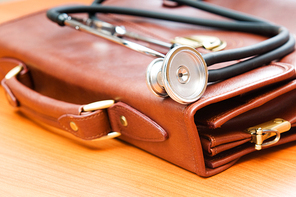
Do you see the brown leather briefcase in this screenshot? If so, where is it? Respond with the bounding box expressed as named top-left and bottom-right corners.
top-left (0, 0), bottom-right (296, 177)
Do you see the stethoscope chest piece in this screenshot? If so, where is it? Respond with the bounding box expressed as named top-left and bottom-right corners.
top-left (146, 46), bottom-right (208, 104)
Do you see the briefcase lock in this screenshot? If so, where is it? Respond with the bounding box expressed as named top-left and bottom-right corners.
top-left (246, 118), bottom-right (291, 150)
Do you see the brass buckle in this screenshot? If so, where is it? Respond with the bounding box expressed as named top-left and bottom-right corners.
top-left (246, 118), bottom-right (291, 150)
top-left (81, 100), bottom-right (121, 140)
top-left (93, 131), bottom-right (121, 141)
top-left (82, 100), bottom-right (115, 112)
top-left (5, 65), bottom-right (23, 79)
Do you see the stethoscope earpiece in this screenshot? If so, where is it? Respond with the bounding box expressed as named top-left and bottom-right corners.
top-left (146, 46), bottom-right (208, 104)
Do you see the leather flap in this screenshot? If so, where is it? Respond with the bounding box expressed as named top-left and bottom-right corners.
top-left (108, 102), bottom-right (168, 142)
top-left (193, 62), bottom-right (295, 129)
top-left (198, 83), bottom-right (296, 157)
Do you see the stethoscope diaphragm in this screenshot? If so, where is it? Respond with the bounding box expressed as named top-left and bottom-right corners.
top-left (146, 46), bottom-right (208, 104)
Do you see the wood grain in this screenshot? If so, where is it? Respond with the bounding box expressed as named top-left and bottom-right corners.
top-left (0, 0), bottom-right (296, 196)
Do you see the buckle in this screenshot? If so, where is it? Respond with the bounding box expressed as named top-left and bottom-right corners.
top-left (81, 100), bottom-right (121, 140)
top-left (246, 118), bottom-right (291, 150)
top-left (93, 131), bottom-right (121, 141)
top-left (82, 100), bottom-right (115, 112)
top-left (5, 65), bottom-right (23, 79)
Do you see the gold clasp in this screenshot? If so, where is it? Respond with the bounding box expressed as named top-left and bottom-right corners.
top-left (171, 35), bottom-right (227, 51)
top-left (246, 118), bottom-right (291, 150)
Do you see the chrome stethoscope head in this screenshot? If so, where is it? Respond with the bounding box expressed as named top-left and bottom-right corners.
top-left (146, 45), bottom-right (208, 104)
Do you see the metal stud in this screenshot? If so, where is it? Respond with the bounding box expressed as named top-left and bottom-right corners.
top-left (70, 121), bottom-right (79, 131)
top-left (120, 116), bottom-right (128, 127)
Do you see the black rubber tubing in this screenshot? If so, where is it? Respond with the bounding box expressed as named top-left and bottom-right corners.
top-left (47, 5), bottom-right (279, 35)
top-left (202, 28), bottom-right (291, 66)
top-left (208, 35), bottom-right (295, 81)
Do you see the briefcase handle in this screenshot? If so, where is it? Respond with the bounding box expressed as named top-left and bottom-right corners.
top-left (0, 58), bottom-right (168, 142)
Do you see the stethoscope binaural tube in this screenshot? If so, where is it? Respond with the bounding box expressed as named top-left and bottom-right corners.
top-left (46, 1), bottom-right (295, 104)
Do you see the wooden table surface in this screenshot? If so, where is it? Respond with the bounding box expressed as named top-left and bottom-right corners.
top-left (1, 0), bottom-right (296, 196)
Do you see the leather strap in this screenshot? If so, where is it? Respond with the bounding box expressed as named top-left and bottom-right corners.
top-left (2, 71), bottom-right (111, 140)
top-left (0, 58), bottom-right (168, 142)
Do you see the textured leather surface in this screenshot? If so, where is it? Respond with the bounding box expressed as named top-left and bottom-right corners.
top-left (0, 0), bottom-right (296, 177)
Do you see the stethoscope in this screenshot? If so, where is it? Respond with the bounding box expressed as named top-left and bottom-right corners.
top-left (47, 0), bottom-right (295, 104)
